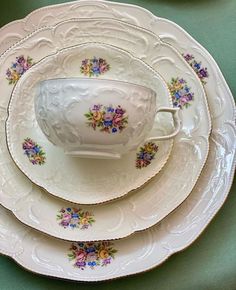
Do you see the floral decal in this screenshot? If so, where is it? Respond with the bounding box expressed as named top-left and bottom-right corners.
top-left (6, 56), bottom-right (34, 84)
top-left (68, 241), bottom-right (117, 270)
top-left (22, 138), bottom-right (46, 165)
top-left (183, 53), bottom-right (209, 84)
top-left (136, 142), bottom-right (159, 169)
top-left (168, 77), bottom-right (194, 109)
top-left (80, 57), bottom-right (110, 77)
top-left (57, 207), bottom-right (95, 229)
top-left (85, 104), bottom-right (128, 133)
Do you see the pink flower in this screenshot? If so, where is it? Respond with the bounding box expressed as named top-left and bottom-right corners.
top-left (76, 250), bottom-right (87, 262)
top-left (87, 252), bottom-right (97, 262)
top-left (63, 213), bottom-right (71, 220)
top-left (104, 113), bottom-right (113, 121)
top-left (113, 114), bottom-right (123, 126)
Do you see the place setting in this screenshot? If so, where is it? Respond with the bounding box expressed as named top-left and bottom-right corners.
top-left (0, 0), bottom-right (235, 282)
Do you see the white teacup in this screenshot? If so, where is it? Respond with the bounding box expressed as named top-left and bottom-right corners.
top-left (35, 78), bottom-right (180, 159)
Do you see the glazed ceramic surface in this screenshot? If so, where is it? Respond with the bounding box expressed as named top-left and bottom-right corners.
top-left (0, 0), bottom-right (234, 281)
top-left (0, 17), bottom-right (211, 240)
top-left (6, 42), bottom-right (176, 204)
top-left (35, 78), bottom-right (180, 159)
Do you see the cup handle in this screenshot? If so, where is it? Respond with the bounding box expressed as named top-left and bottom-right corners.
top-left (145, 107), bottom-right (181, 142)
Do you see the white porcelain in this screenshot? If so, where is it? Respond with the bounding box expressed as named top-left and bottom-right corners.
top-left (0, 0), bottom-right (235, 281)
top-left (6, 42), bottom-right (176, 205)
top-left (35, 77), bottom-right (180, 159)
top-left (1, 17), bottom-right (211, 239)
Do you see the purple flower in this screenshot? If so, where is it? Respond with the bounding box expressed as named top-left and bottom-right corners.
top-left (115, 106), bottom-right (125, 114)
top-left (183, 54), bottom-right (193, 61)
top-left (61, 220), bottom-right (69, 227)
top-left (75, 261), bottom-right (86, 268)
top-left (179, 78), bottom-right (185, 84)
top-left (199, 68), bottom-right (208, 78)
top-left (102, 258), bottom-right (111, 265)
top-left (92, 104), bottom-right (101, 111)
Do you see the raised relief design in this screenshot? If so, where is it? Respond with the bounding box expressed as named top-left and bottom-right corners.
top-left (80, 57), bottom-right (110, 77)
top-left (68, 241), bottom-right (117, 270)
top-left (136, 142), bottom-right (159, 169)
top-left (84, 104), bottom-right (128, 133)
top-left (168, 77), bottom-right (194, 109)
top-left (57, 207), bottom-right (95, 229)
top-left (6, 56), bottom-right (33, 84)
top-left (183, 54), bottom-right (209, 84)
top-left (22, 138), bottom-right (46, 165)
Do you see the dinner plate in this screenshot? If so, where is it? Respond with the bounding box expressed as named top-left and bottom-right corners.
top-left (0, 0), bottom-right (234, 281)
top-left (0, 17), bottom-right (210, 241)
top-left (6, 41), bottom-right (173, 205)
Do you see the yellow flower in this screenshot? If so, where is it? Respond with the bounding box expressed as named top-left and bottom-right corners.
top-left (98, 249), bottom-right (109, 259)
top-left (93, 111), bottom-right (103, 121)
top-left (173, 82), bottom-right (182, 90)
top-left (84, 64), bottom-right (90, 75)
top-left (12, 72), bottom-right (20, 82)
top-left (144, 143), bottom-right (154, 153)
top-left (81, 217), bottom-right (89, 225)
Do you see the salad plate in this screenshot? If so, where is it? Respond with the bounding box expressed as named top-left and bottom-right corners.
top-left (6, 41), bottom-right (174, 205)
top-left (0, 17), bottom-right (211, 241)
top-left (0, 0), bottom-right (234, 282)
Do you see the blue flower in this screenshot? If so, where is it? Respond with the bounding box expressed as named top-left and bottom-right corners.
top-left (86, 247), bottom-right (95, 253)
top-left (143, 153), bottom-right (152, 161)
top-left (104, 120), bottom-right (112, 127)
top-left (72, 213), bottom-right (79, 218)
top-left (78, 243), bottom-right (84, 247)
top-left (34, 146), bottom-right (40, 153)
top-left (194, 62), bottom-right (201, 69)
top-left (88, 261), bottom-right (96, 267)
top-left (66, 208), bottom-right (72, 212)
top-left (107, 107), bottom-right (114, 113)
top-left (175, 92), bottom-right (181, 99)
top-left (184, 86), bottom-right (190, 93)
top-left (112, 128), bottom-right (117, 133)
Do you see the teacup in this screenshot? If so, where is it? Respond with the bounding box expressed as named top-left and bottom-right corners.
top-left (35, 78), bottom-right (180, 159)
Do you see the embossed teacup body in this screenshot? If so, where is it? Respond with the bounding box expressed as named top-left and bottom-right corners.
top-left (35, 78), bottom-right (180, 159)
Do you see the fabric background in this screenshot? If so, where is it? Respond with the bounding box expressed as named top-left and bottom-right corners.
top-left (0, 0), bottom-right (235, 289)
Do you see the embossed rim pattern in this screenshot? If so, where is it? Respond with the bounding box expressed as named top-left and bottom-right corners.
top-left (0, 0), bottom-right (234, 282)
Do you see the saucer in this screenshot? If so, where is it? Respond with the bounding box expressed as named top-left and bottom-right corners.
top-left (6, 42), bottom-right (174, 205)
top-left (1, 17), bottom-right (210, 241)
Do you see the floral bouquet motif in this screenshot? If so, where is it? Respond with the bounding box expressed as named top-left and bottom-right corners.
top-left (57, 207), bottom-right (95, 230)
top-left (6, 55), bottom-right (33, 84)
top-left (183, 53), bottom-right (209, 84)
top-left (168, 77), bottom-right (194, 109)
top-left (136, 142), bottom-right (159, 169)
top-left (80, 57), bottom-right (110, 77)
top-left (22, 138), bottom-right (46, 165)
top-left (85, 104), bottom-right (128, 133)
top-left (68, 241), bottom-right (117, 270)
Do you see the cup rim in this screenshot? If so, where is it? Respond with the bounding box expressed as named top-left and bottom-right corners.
top-left (39, 77), bottom-right (156, 93)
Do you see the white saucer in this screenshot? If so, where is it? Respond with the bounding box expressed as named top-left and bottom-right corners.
top-left (6, 42), bottom-right (173, 205)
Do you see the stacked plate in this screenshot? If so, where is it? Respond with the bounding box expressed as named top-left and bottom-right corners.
top-left (0, 0), bottom-right (235, 282)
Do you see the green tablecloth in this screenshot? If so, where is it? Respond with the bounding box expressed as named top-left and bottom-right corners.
top-left (0, 1), bottom-right (235, 289)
